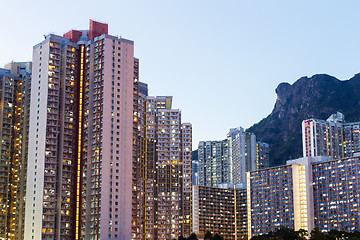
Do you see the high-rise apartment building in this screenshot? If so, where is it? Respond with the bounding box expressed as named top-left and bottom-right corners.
top-left (198, 140), bottom-right (230, 187)
top-left (192, 150), bottom-right (199, 185)
top-left (302, 112), bottom-right (344, 159)
top-left (132, 64), bottom-right (145, 240)
top-left (24, 20), bottom-right (136, 240)
top-left (228, 127), bottom-right (257, 183)
top-left (342, 122), bottom-right (360, 157)
top-left (247, 155), bottom-right (360, 238)
top-left (192, 184), bottom-right (247, 240)
top-left (312, 156), bottom-right (360, 232)
top-left (0, 67), bottom-right (18, 240)
top-left (133, 95), bottom-right (192, 240)
top-left (256, 142), bottom-right (270, 169)
top-left (0, 62), bottom-right (31, 240)
top-left (247, 164), bottom-right (299, 237)
top-left (247, 157), bottom-right (319, 237)
top-left (192, 160), bottom-right (198, 185)
top-left (302, 112), bottom-right (360, 160)
top-left (197, 127), bottom-right (269, 187)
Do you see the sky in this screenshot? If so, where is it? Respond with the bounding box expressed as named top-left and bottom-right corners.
top-left (1, 0), bottom-right (360, 149)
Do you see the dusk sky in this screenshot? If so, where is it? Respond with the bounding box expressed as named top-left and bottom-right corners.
top-left (2, 0), bottom-right (360, 149)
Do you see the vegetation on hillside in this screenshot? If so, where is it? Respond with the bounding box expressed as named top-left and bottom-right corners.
top-left (248, 74), bottom-right (360, 166)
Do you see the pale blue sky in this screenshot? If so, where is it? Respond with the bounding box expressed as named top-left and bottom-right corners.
top-left (1, 0), bottom-right (360, 149)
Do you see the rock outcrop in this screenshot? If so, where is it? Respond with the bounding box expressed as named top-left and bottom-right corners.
top-left (247, 73), bottom-right (360, 166)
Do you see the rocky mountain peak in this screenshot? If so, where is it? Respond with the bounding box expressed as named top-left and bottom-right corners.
top-left (248, 73), bottom-right (360, 166)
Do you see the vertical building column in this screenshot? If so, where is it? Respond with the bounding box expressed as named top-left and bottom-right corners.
top-left (192, 185), bottom-right (199, 234)
top-left (246, 172), bottom-right (252, 239)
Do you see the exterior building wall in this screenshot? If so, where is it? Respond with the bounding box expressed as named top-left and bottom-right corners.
top-left (247, 165), bottom-right (296, 237)
top-left (248, 156), bottom-right (360, 237)
top-left (2, 62), bottom-right (32, 240)
top-left (197, 128), bottom-right (269, 188)
top-left (198, 140), bottom-right (230, 187)
top-left (228, 127), bottom-right (257, 183)
top-left (79, 34), bottom-right (135, 240)
top-left (132, 61), bottom-right (145, 239)
top-left (343, 122), bottom-right (360, 157)
top-left (192, 160), bottom-right (198, 185)
top-left (302, 112), bottom-right (360, 160)
top-left (291, 164), bottom-right (309, 232)
top-left (181, 122), bottom-right (192, 236)
top-left (312, 156), bottom-right (360, 232)
top-left (256, 142), bottom-right (269, 169)
top-left (24, 20), bottom-right (136, 240)
top-left (0, 69), bottom-right (16, 240)
top-left (0, 66), bottom-right (31, 240)
top-left (25, 35), bottom-right (79, 240)
top-left (138, 96), bottom-right (192, 240)
top-left (142, 96), bottom-right (158, 239)
top-left (132, 90), bottom-right (147, 240)
top-left (286, 157), bottom-right (318, 233)
top-left (192, 185), bottom-right (247, 240)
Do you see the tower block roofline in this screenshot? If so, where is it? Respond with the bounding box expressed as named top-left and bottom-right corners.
top-left (63, 19), bottom-right (108, 43)
top-left (25, 19), bottom-right (137, 240)
top-left (33, 20), bottom-right (133, 49)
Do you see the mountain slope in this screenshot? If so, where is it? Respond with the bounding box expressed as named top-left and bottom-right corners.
top-left (247, 73), bottom-right (360, 166)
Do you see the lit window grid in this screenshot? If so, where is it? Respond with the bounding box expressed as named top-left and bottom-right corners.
top-left (312, 157), bottom-right (360, 232)
top-left (249, 165), bottom-right (295, 236)
top-left (194, 185), bottom-right (247, 240)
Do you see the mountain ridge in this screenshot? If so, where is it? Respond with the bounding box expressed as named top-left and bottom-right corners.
top-left (247, 73), bottom-right (360, 166)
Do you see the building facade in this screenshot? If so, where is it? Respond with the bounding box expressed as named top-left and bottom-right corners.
top-left (0, 62), bottom-right (31, 240)
top-left (228, 127), bottom-right (257, 183)
top-left (1, 20), bottom-right (193, 240)
top-left (247, 164), bottom-right (301, 237)
top-left (24, 20), bottom-right (136, 240)
top-left (192, 184), bottom-right (247, 240)
top-left (302, 113), bottom-right (344, 159)
top-left (192, 160), bottom-right (198, 185)
top-left (247, 155), bottom-right (360, 238)
top-left (132, 64), bottom-right (146, 240)
top-left (312, 156), bottom-right (360, 232)
top-left (302, 112), bottom-right (360, 160)
top-left (198, 140), bottom-right (230, 187)
top-left (256, 142), bottom-right (270, 169)
top-left (197, 127), bottom-right (269, 187)
top-left (343, 122), bottom-right (360, 157)
top-left (132, 95), bottom-right (192, 240)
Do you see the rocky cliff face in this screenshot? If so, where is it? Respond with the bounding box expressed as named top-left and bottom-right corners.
top-left (247, 73), bottom-right (360, 166)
